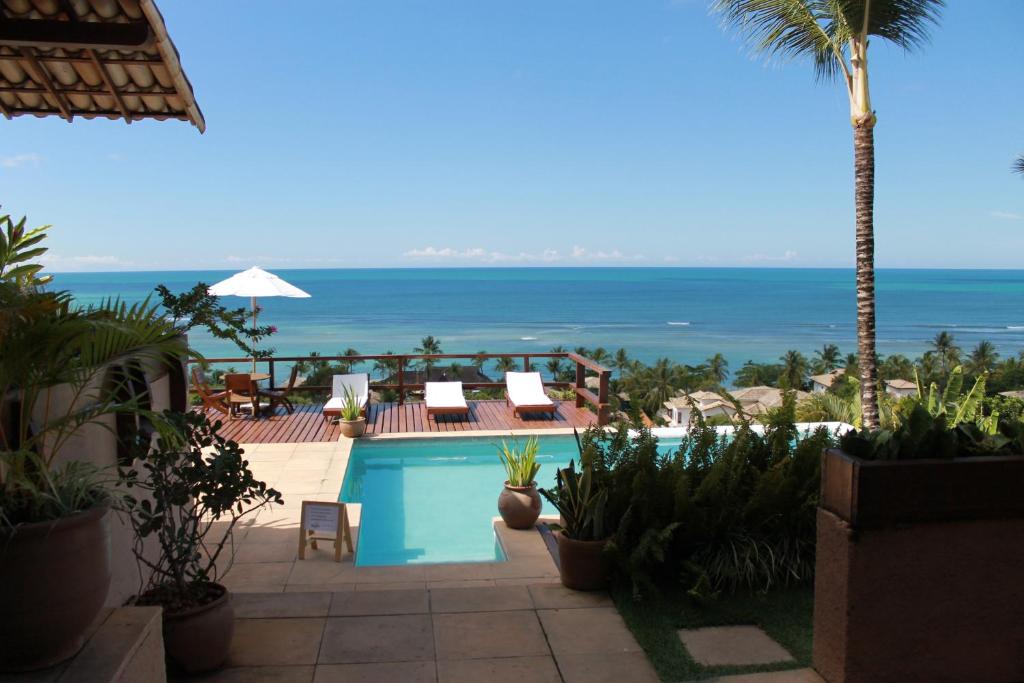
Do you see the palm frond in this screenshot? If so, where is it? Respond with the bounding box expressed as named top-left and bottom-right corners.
top-left (1014, 155), bottom-right (1024, 176)
top-left (837, 0), bottom-right (944, 51)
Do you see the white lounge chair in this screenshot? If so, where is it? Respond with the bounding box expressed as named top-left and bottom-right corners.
top-left (323, 373), bottom-right (369, 422)
top-left (425, 381), bottom-right (470, 419)
top-left (505, 371), bottom-right (556, 419)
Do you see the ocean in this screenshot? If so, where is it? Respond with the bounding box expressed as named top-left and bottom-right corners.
top-left (55, 267), bottom-right (1024, 374)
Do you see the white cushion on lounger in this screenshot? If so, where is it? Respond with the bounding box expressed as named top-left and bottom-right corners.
top-left (426, 381), bottom-right (468, 409)
top-left (505, 372), bottom-right (554, 407)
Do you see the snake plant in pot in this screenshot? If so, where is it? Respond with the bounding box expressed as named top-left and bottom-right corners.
top-left (540, 458), bottom-right (609, 591)
top-left (121, 410), bottom-right (282, 674)
top-left (496, 436), bottom-right (542, 529)
top-left (0, 216), bottom-right (188, 671)
top-left (338, 385), bottom-right (366, 438)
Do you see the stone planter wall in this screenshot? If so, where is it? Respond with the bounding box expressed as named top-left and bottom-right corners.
top-left (813, 449), bottom-right (1024, 683)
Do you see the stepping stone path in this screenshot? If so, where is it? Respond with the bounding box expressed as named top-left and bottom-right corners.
top-left (677, 625), bottom-right (795, 667)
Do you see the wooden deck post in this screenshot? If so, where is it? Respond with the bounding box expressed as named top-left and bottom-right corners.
top-left (268, 359), bottom-right (276, 390)
top-left (397, 356), bottom-right (405, 405)
top-left (575, 360), bottom-right (585, 408)
top-left (523, 355), bottom-right (530, 372)
top-left (597, 369), bottom-right (611, 425)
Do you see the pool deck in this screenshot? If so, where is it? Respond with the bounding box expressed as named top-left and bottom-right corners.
top-left (202, 437), bottom-right (660, 682)
top-left (208, 399), bottom-right (598, 444)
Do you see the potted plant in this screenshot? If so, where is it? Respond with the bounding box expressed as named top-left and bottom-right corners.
top-left (0, 216), bottom-right (187, 671)
top-left (496, 436), bottom-right (542, 529)
top-left (814, 405), bottom-right (1024, 683)
top-left (121, 410), bottom-right (282, 674)
top-left (338, 385), bottom-right (366, 438)
top-left (540, 459), bottom-right (609, 591)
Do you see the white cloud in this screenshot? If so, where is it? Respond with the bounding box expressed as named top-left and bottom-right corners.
top-left (40, 253), bottom-right (130, 271)
top-left (990, 210), bottom-right (1022, 221)
top-left (570, 245), bottom-right (645, 262)
top-left (1, 153), bottom-right (42, 168)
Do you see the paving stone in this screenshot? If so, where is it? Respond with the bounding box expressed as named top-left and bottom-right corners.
top-left (318, 615), bottom-right (435, 664)
top-left (433, 611), bottom-right (550, 660)
top-left (233, 592), bottom-right (331, 619)
top-left (430, 585), bottom-right (533, 613)
top-left (437, 655), bottom-right (561, 683)
top-left (527, 584), bottom-right (613, 609)
top-left (330, 589), bottom-right (430, 616)
top-left (228, 618), bottom-right (325, 666)
top-left (678, 626), bottom-right (795, 667)
top-left (538, 607), bottom-right (641, 656)
top-left (708, 668), bottom-right (825, 682)
top-left (181, 665), bottom-right (315, 682)
top-left (556, 652), bottom-right (660, 683)
top-left (314, 661), bottom-right (437, 682)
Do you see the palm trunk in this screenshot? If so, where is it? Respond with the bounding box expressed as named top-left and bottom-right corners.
top-left (854, 123), bottom-right (880, 429)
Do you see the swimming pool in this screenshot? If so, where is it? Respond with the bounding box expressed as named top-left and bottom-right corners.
top-left (340, 434), bottom-right (684, 567)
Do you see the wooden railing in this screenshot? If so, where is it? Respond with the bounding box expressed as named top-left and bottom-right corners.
top-left (189, 352), bottom-right (612, 424)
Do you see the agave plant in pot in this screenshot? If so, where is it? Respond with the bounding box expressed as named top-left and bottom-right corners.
top-left (121, 410), bottom-right (282, 674)
top-left (540, 459), bottom-right (609, 591)
top-left (338, 385), bottom-right (366, 438)
top-left (497, 436), bottom-right (542, 529)
top-left (0, 216), bottom-right (188, 671)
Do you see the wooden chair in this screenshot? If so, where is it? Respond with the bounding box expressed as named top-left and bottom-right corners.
top-left (224, 373), bottom-right (260, 419)
top-left (260, 366), bottom-right (298, 414)
top-left (192, 367), bottom-right (229, 416)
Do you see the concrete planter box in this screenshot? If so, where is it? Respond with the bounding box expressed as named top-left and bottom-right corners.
top-left (813, 448), bottom-right (1024, 683)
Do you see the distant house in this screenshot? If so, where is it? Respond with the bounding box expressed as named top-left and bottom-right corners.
top-left (382, 366), bottom-right (493, 387)
top-left (661, 391), bottom-right (736, 426)
top-left (885, 379), bottom-right (917, 398)
top-left (810, 369), bottom-right (845, 394)
top-left (731, 386), bottom-right (810, 417)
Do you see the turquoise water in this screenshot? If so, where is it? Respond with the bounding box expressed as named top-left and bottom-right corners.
top-left (56, 268), bottom-right (1024, 381)
top-left (340, 435), bottom-right (683, 566)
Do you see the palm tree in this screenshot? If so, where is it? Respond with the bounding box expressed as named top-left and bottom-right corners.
top-left (843, 353), bottom-right (860, 381)
top-left (613, 348), bottom-right (631, 377)
top-left (336, 347), bottom-right (360, 373)
top-left (445, 361), bottom-right (463, 380)
top-left (373, 351), bottom-right (399, 379)
top-left (878, 353), bottom-right (914, 381)
top-left (714, 0), bottom-right (944, 429)
top-left (735, 360), bottom-right (767, 387)
top-left (545, 356), bottom-right (564, 380)
top-left (471, 351), bottom-right (487, 370)
top-left (779, 350), bottom-right (808, 390)
top-left (705, 353), bottom-right (729, 385)
top-left (968, 340), bottom-right (999, 375)
top-left (589, 347), bottom-right (611, 367)
top-left (813, 344), bottom-right (841, 374)
top-left (414, 335), bottom-right (442, 373)
top-left (623, 358), bottom-right (684, 417)
top-left (930, 331), bottom-right (961, 374)
top-left (1014, 155), bottom-right (1024, 175)
top-left (494, 356), bottom-right (519, 375)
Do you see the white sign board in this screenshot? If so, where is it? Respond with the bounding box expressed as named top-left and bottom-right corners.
top-left (304, 503), bottom-right (339, 534)
top-left (298, 500), bottom-right (353, 562)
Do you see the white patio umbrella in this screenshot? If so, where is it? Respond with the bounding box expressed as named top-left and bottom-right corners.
top-left (208, 266), bottom-right (311, 371)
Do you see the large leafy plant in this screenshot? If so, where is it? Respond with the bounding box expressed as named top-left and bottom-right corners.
top-left (121, 411), bottom-right (282, 611)
top-left (1, 215), bottom-right (187, 531)
top-left (497, 436), bottom-right (540, 487)
top-left (539, 458), bottom-right (607, 542)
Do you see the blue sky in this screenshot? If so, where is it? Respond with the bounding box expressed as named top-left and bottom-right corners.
top-left (3, 0), bottom-right (1023, 271)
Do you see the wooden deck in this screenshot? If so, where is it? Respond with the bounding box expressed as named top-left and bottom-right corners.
top-left (208, 400), bottom-right (597, 444)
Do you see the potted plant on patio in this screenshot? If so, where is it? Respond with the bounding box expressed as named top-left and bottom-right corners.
top-left (814, 405), bottom-right (1024, 683)
top-left (496, 436), bottom-right (542, 529)
top-left (121, 410), bottom-right (282, 674)
top-left (338, 385), bottom-right (366, 438)
top-left (540, 459), bottom-right (609, 591)
top-left (0, 216), bottom-right (187, 671)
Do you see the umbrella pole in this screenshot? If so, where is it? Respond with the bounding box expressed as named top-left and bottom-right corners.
top-left (251, 296), bottom-right (257, 373)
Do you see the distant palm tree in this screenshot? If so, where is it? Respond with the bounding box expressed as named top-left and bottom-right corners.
top-left (879, 354), bottom-right (914, 381)
top-left (1014, 155), bottom-right (1024, 175)
top-left (779, 350), bottom-right (809, 390)
top-left (930, 331), bottom-right (961, 373)
top-left (843, 353), bottom-right (860, 381)
top-left (374, 351), bottom-right (399, 378)
top-left (336, 347), bottom-right (360, 373)
top-left (545, 356), bottom-right (563, 380)
top-left (589, 347), bottom-right (611, 366)
top-left (495, 356), bottom-right (519, 375)
top-left (573, 346), bottom-right (590, 359)
top-left (715, 0), bottom-right (944, 429)
top-left (471, 351), bottom-right (487, 370)
top-left (734, 360), bottom-right (767, 387)
top-left (968, 340), bottom-right (999, 375)
top-left (706, 353), bottom-right (729, 385)
top-left (414, 335), bottom-right (442, 372)
top-left (813, 344), bottom-right (842, 374)
top-left (613, 348), bottom-right (631, 377)
top-left (445, 361), bottom-right (463, 380)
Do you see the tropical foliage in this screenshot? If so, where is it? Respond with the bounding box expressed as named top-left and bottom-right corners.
top-left (497, 436), bottom-right (541, 487)
top-left (155, 282), bottom-right (276, 361)
top-left (539, 457), bottom-right (607, 542)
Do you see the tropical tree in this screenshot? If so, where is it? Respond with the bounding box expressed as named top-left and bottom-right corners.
top-left (705, 353), bottom-right (729, 385)
top-left (336, 347), bottom-right (361, 374)
top-left (930, 331), bottom-right (961, 374)
top-left (471, 351), bottom-right (488, 370)
top-left (714, 0), bottom-right (944, 429)
top-left (843, 353), bottom-right (860, 380)
top-left (613, 348), bottom-right (631, 377)
top-left (373, 350), bottom-right (399, 379)
top-left (495, 356), bottom-right (519, 374)
top-left (734, 360), bottom-right (780, 387)
top-left (414, 335), bottom-right (442, 373)
top-left (779, 350), bottom-right (809, 390)
top-left (622, 358), bottom-right (685, 417)
top-left (878, 353), bottom-right (914, 381)
top-left (812, 344), bottom-right (841, 374)
top-left (589, 347), bottom-right (611, 366)
top-left (967, 340), bottom-right (999, 376)
top-left (1014, 155), bottom-right (1024, 175)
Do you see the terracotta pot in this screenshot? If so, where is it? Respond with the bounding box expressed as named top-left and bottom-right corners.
top-left (339, 417), bottom-right (366, 438)
top-left (497, 482), bottom-right (542, 529)
top-left (0, 499), bottom-right (112, 672)
top-left (814, 449), bottom-right (1024, 683)
top-left (556, 531), bottom-right (609, 591)
top-left (163, 583), bottom-right (234, 674)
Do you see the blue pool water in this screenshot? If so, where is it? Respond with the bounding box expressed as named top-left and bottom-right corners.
top-left (340, 435), bottom-right (682, 566)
